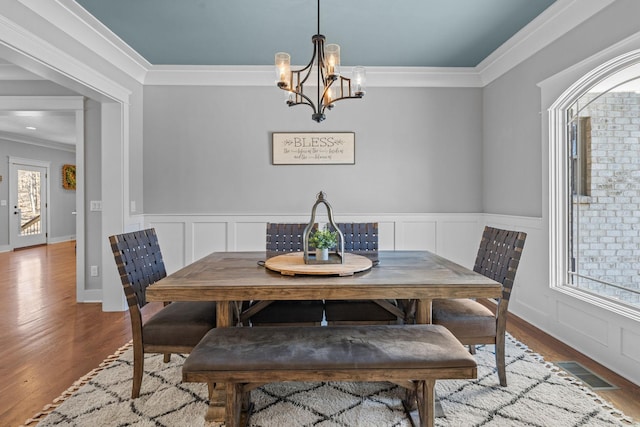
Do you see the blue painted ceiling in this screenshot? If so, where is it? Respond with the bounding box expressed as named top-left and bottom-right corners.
top-left (74, 0), bottom-right (556, 67)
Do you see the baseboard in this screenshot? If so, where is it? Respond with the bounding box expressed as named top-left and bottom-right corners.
top-left (0, 245), bottom-right (10, 253)
top-left (49, 235), bottom-right (76, 244)
top-left (78, 288), bottom-right (102, 303)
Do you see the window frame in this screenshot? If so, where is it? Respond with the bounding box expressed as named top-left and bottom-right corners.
top-left (548, 49), bottom-right (640, 319)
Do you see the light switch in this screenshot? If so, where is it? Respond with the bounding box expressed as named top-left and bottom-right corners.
top-left (90, 201), bottom-right (102, 211)
top-left (0, 200), bottom-right (6, 206)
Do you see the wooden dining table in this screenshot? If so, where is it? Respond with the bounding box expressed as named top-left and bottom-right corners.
top-left (146, 250), bottom-right (502, 422)
top-left (146, 250), bottom-right (502, 327)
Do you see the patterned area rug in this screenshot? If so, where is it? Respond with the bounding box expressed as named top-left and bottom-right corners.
top-left (24, 334), bottom-right (637, 427)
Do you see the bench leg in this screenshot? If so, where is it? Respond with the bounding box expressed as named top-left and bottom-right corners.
top-left (416, 379), bottom-right (435, 427)
top-left (225, 383), bottom-right (243, 427)
top-left (204, 383), bottom-right (226, 423)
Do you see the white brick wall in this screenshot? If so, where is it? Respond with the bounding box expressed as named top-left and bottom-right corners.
top-left (574, 91), bottom-right (640, 305)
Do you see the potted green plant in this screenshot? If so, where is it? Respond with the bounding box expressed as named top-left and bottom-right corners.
top-left (309, 226), bottom-right (338, 261)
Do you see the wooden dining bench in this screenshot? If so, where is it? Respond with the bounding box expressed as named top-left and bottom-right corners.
top-left (182, 324), bottom-right (477, 427)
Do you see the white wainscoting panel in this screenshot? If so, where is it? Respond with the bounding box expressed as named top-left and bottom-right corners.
top-left (377, 221), bottom-right (396, 250)
top-left (234, 222), bottom-right (269, 252)
top-left (621, 327), bottom-right (640, 364)
top-left (192, 221), bottom-right (227, 262)
top-left (148, 221), bottom-right (186, 274)
top-left (144, 213), bottom-right (482, 272)
top-left (557, 300), bottom-right (609, 347)
top-left (399, 220), bottom-right (437, 251)
top-left (437, 220), bottom-right (482, 267)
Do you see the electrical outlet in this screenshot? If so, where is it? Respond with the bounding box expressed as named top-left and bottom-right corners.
top-left (90, 265), bottom-right (99, 276)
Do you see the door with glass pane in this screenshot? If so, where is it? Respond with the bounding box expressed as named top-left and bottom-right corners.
top-left (9, 160), bottom-right (48, 248)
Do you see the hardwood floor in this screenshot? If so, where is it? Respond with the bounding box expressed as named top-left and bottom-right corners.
top-left (1, 241), bottom-right (638, 426)
top-left (1, 241), bottom-right (162, 427)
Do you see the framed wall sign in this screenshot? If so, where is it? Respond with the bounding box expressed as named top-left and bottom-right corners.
top-left (272, 132), bottom-right (355, 165)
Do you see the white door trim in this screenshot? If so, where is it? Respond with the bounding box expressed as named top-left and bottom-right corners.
top-left (8, 156), bottom-right (50, 248)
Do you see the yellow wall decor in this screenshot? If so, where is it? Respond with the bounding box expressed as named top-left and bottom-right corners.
top-left (62, 164), bottom-right (76, 190)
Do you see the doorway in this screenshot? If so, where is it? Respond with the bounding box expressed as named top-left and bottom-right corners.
top-left (9, 158), bottom-right (49, 249)
top-left (1, 96), bottom-right (85, 301)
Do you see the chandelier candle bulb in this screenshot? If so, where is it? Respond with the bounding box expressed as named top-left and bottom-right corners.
top-left (275, 52), bottom-right (291, 88)
top-left (325, 44), bottom-right (340, 77)
top-left (353, 66), bottom-right (366, 96)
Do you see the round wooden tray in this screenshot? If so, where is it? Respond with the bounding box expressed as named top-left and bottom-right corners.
top-left (264, 252), bottom-right (373, 276)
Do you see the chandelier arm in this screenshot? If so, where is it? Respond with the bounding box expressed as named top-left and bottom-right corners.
top-left (294, 47), bottom-right (316, 81)
top-left (319, 78), bottom-right (336, 110)
top-left (288, 91), bottom-right (318, 113)
top-left (316, 35), bottom-right (326, 117)
top-left (320, 76), bottom-right (363, 113)
top-left (286, 35), bottom-right (319, 98)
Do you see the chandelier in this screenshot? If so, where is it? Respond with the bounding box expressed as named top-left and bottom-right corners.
top-left (275, 0), bottom-right (366, 123)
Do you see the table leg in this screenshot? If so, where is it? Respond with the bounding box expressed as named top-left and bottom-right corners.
top-left (217, 301), bottom-right (233, 327)
top-left (204, 301), bottom-right (236, 423)
top-left (415, 298), bottom-right (432, 324)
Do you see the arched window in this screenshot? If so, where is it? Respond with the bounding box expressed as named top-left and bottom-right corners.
top-left (550, 53), bottom-right (640, 313)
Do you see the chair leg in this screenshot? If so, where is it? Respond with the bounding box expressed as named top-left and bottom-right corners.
top-left (496, 333), bottom-right (507, 386)
top-left (132, 344), bottom-right (144, 398)
top-left (163, 353), bottom-right (171, 363)
top-left (468, 345), bottom-right (476, 354)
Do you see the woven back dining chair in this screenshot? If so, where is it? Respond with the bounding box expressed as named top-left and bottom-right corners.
top-left (324, 223), bottom-right (405, 325)
top-left (241, 223), bottom-right (325, 326)
top-left (432, 226), bottom-right (527, 386)
top-left (109, 228), bottom-right (217, 398)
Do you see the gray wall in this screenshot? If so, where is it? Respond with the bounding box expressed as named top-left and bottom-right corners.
top-left (143, 86), bottom-right (483, 214)
top-left (0, 138), bottom-right (76, 245)
top-left (482, 0), bottom-right (640, 217)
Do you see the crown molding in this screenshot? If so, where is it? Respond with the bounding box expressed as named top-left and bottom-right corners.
top-left (144, 65), bottom-right (274, 87)
top-left (476, 0), bottom-right (616, 86)
top-left (143, 65), bottom-right (484, 87)
top-left (366, 67), bottom-right (482, 88)
top-left (9, 0), bottom-right (616, 89)
top-left (19, 0), bottom-right (150, 84)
